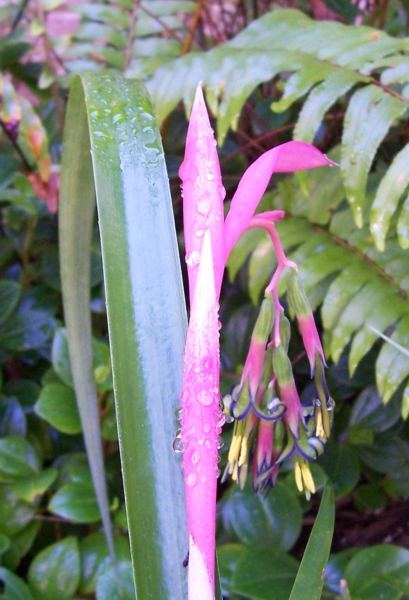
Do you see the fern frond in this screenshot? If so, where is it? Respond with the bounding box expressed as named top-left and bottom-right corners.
top-left (148, 8), bottom-right (409, 247)
top-left (64, 1), bottom-right (195, 75)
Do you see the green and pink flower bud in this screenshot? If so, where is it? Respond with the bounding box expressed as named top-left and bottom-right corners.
top-left (272, 345), bottom-right (304, 438)
top-left (287, 271), bottom-right (325, 376)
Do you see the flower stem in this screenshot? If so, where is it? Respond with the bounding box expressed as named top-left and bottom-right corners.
top-left (250, 216), bottom-right (297, 346)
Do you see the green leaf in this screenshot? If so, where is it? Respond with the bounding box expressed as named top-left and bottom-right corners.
top-left (0, 437), bottom-right (40, 483)
top-left (0, 487), bottom-right (37, 537)
top-left (295, 70), bottom-right (360, 143)
top-left (0, 280), bottom-right (21, 325)
top-left (95, 560), bottom-right (134, 600)
top-left (397, 193), bottom-right (409, 249)
top-left (59, 73), bottom-right (188, 597)
top-left (217, 544), bottom-right (244, 597)
top-left (318, 444), bottom-right (360, 497)
top-left (80, 532), bottom-right (130, 594)
top-left (0, 567), bottom-right (34, 600)
top-left (289, 485), bottom-right (335, 600)
top-left (232, 547), bottom-right (299, 600)
top-left (370, 144), bottom-right (409, 251)
top-left (48, 482), bottom-right (100, 523)
top-left (345, 545), bottom-right (409, 600)
top-left (28, 537), bottom-right (80, 600)
top-left (376, 316), bottom-right (409, 403)
top-left (0, 533), bottom-right (10, 555)
top-left (2, 521), bottom-right (41, 571)
top-left (341, 85), bottom-right (407, 227)
top-left (34, 384), bottom-right (81, 435)
top-left (221, 482), bottom-right (302, 551)
top-left (11, 468), bottom-right (57, 502)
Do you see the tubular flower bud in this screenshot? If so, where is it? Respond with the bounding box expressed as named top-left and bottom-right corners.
top-left (287, 271), bottom-right (325, 375)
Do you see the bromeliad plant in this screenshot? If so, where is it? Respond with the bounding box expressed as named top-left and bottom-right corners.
top-left (178, 87), bottom-right (335, 599)
top-left (60, 74), bottom-right (335, 600)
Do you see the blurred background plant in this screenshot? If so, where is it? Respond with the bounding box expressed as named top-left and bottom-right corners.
top-left (0, 0), bottom-right (409, 598)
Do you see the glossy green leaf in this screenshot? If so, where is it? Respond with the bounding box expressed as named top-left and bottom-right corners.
top-left (289, 485), bottom-right (335, 600)
top-left (2, 521), bottom-right (41, 571)
top-left (232, 547), bottom-right (299, 600)
top-left (341, 85), bottom-right (407, 227)
top-left (48, 482), bottom-right (99, 523)
top-left (0, 567), bottom-right (34, 600)
top-left (0, 280), bottom-right (20, 325)
top-left (80, 532), bottom-right (130, 595)
top-left (59, 73), bottom-right (188, 597)
top-left (221, 482), bottom-right (302, 551)
top-left (28, 537), bottom-right (80, 600)
top-left (217, 544), bottom-right (244, 597)
top-left (370, 144), bottom-right (409, 251)
top-left (34, 384), bottom-right (81, 435)
top-left (0, 487), bottom-right (37, 537)
top-left (319, 444), bottom-right (360, 497)
top-left (0, 437), bottom-right (40, 483)
top-left (345, 545), bottom-right (409, 600)
top-left (95, 560), bottom-right (134, 600)
top-left (11, 468), bottom-right (57, 503)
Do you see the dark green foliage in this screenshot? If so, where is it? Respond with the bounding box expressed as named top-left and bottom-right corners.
top-left (0, 1), bottom-right (408, 599)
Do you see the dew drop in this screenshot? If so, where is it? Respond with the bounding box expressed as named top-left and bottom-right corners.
top-left (225, 415), bottom-right (234, 424)
top-left (216, 468), bottom-right (221, 478)
top-left (203, 423), bottom-right (211, 433)
top-left (200, 475), bottom-right (207, 483)
top-left (217, 438), bottom-right (225, 450)
top-left (217, 415), bottom-right (226, 427)
top-left (198, 391), bottom-right (213, 406)
top-left (205, 172), bottom-right (214, 181)
top-left (197, 200), bottom-right (210, 215)
top-left (193, 365), bottom-right (201, 374)
top-left (173, 436), bottom-right (184, 453)
top-left (186, 250), bottom-right (200, 267)
top-left (195, 229), bottom-right (205, 238)
top-left (205, 440), bottom-right (211, 449)
top-left (198, 437), bottom-right (205, 446)
top-left (185, 473), bottom-right (197, 487)
top-left (191, 451), bottom-right (200, 464)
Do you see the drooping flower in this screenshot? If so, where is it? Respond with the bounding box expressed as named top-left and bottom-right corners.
top-left (178, 84), bottom-right (335, 599)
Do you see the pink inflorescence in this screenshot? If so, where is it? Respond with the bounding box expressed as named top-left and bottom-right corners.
top-left (178, 85), bottom-right (335, 600)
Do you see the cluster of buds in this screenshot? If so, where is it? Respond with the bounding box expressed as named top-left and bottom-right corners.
top-left (222, 242), bottom-right (333, 499)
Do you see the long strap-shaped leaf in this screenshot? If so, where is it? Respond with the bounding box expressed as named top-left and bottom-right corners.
top-left (59, 73), bottom-right (188, 598)
top-left (289, 484), bottom-right (335, 600)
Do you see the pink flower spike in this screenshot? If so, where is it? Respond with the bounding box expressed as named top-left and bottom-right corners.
top-left (223, 141), bottom-right (335, 260)
top-left (180, 230), bottom-right (221, 600)
top-left (298, 313), bottom-right (326, 376)
top-left (179, 85), bottom-right (225, 305)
